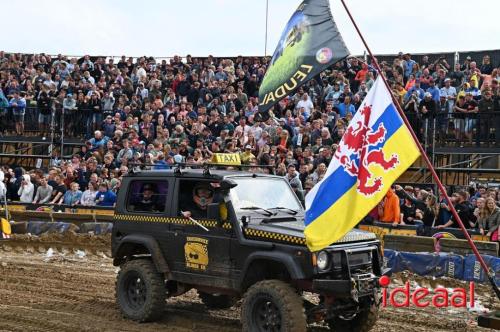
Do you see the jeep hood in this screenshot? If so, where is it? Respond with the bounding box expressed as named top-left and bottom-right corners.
top-left (244, 220), bottom-right (377, 247)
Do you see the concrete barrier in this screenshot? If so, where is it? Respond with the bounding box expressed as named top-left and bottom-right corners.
top-left (439, 238), bottom-right (498, 257)
top-left (383, 234), bottom-right (436, 253)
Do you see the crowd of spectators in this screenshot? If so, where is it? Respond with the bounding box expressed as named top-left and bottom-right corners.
top-left (369, 184), bottom-right (500, 240)
top-left (0, 51), bottom-right (499, 227)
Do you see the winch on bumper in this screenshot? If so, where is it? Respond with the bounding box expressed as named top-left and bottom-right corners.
top-left (310, 245), bottom-right (390, 301)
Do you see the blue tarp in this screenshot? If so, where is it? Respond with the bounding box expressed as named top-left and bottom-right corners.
top-left (78, 222), bottom-right (113, 234)
top-left (384, 250), bottom-right (464, 280)
top-left (463, 254), bottom-right (500, 286)
top-left (26, 221), bottom-right (77, 235)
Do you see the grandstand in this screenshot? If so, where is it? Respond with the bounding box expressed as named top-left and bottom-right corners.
top-left (0, 49), bottom-right (499, 279)
top-left (1, 49), bottom-right (498, 186)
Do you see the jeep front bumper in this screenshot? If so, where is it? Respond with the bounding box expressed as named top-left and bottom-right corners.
top-left (312, 269), bottom-right (389, 299)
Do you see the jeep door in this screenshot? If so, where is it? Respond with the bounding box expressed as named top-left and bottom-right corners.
top-left (168, 178), bottom-right (233, 289)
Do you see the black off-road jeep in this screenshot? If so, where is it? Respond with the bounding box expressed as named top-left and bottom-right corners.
top-left (112, 165), bottom-right (388, 331)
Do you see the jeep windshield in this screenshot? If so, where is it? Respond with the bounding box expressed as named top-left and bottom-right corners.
top-left (228, 177), bottom-right (303, 216)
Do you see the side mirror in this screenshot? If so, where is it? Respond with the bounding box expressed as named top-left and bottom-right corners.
top-left (220, 179), bottom-right (237, 191)
top-left (207, 203), bottom-right (221, 221)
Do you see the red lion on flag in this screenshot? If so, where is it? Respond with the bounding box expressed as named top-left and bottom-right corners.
top-left (334, 105), bottom-right (399, 196)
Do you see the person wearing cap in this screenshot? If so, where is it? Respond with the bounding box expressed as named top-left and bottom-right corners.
top-left (426, 78), bottom-right (440, 102)
top-left (181, 183), bottom-right (215, 219)
top-left (465, 80), bottom-right (482, 101)
top-left (404, 79), bottom-right (425, 102)
top-left (101, 115), bottom-right (116, 138)
top-left (418, 92), bottom-right (437, 142)
top-left (131, 183), bottom-right (164, 212)
top-left (62, 92), bottom-right (77, 136)
top-left (240, 144), bottom-right (256, 165)
top-left (439, 78), bottom-right (457, 112)
top-left (461, 56), bottom-right (472, 71)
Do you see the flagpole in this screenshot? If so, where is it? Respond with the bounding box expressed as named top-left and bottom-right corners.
top-left (339, 0), bottom-right (500, 300)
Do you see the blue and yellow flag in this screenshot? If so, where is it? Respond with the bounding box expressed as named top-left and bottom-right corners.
top-left (304, 77), bottom-right (420, 251)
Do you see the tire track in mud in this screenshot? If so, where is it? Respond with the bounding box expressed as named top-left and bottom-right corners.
top-left (0, 250), bottom-right (493, 332)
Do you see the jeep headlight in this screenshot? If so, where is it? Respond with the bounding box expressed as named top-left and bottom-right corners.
top-left (316, 250), bottom-right (330, 271)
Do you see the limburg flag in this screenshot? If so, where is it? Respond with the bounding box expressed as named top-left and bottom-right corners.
top-left (258, 0), bottom-right (350, 115)
top-left (304, 77), bottom-right (420, 251)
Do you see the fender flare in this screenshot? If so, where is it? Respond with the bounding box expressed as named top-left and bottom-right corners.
top-left (113, 234), bottom-right (169, 273)
top-left (240, 251), bottom-right (306, 285)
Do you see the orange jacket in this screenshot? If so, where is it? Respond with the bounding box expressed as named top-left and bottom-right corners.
top-left (380, 190), bottom-right (401, 223)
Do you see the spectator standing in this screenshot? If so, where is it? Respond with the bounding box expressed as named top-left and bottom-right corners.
top-left (378, 188), bottom-right (401, 226)
top-left (437, 191), bottom-right (475, 229)
top-left (36, 85), bottom-right (52, 140)
top-left (9, 91), bottom-right (27, 135)
top-left (477, 89), bottom-right (494, 146)
top-left (337, 96), bottom-right (356, 117)
top-left (17, 174), bottom-right (34, 203)
top-left (63, 93), bottom-right (77, 136)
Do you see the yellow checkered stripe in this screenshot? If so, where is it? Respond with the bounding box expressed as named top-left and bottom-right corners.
top-left (114, 214), bottom-right (233, 229)
top-left (244, 228), bottom-right (307, 245)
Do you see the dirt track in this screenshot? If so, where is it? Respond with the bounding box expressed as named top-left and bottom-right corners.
top-left (0, 247), bottom-right (496, 331)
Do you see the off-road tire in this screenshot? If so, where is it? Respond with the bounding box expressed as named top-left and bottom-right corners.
top-left (241, 279), bottom-right (306, 332)
top-left (198, 291), bottom-right (237, 310)
top-left (116, 259), bottom-right (166, 322)
top-left (327, 300), bottom-right (379, 332)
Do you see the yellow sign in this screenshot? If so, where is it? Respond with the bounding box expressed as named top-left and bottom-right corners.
top-left (358, 225), bottom-right (416, 239)
top-left (185, 237), bottom-right (209, 271)
top-left (1, 218), bottom-right (11, 235)
top-left (212, 153), bottom-right (241, 166)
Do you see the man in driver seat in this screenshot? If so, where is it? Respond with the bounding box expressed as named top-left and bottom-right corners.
top-left (133, 183), bottom-right (164, 212)
top-left (181, 183), bottom-right (214, 219)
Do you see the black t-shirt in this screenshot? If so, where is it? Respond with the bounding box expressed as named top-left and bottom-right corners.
top-left (464, 100), bottom-right (478, 118)
top-left (52, 184), bottom-right (67, 199)
top-left (449, 71), bottom-right (465, 88)
top-left (419, 99), bottom-right (437, 118)
top-left (401, 204), bottom-right (416, 224)
top-left (451, 202), bottom-right (474, 228)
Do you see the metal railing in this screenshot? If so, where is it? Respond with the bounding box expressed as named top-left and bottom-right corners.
top-left (2, 107), bottom-right (498, 147)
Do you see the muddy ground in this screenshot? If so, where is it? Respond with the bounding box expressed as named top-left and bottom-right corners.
top-left (0, 239), bottom-right (497, 331)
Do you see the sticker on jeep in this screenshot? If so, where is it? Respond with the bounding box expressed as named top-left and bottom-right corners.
top-left (184, 237), bottom-right (209, 270)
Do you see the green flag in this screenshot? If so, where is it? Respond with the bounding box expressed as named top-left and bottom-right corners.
top-left (258, 0), bottom-right (350, 114)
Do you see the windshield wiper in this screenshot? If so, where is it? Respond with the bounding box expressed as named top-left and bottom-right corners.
top-left (269, 207), bottom-right (298, 215)
top-left (240, 206), bottom-right (274, 217)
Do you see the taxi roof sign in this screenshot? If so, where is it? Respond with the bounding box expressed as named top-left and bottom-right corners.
top-left (211, 153), bottom-right (241, 166)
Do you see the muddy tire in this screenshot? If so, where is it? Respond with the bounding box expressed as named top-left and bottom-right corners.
top-left (198, 291), bottom-right (237, 310)
top-left (241, 280), bottom-right (306, 332)
top-left (116, 259), bottom-right (166, 322)
top-left (327, 300), bottom-right (379, 332)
